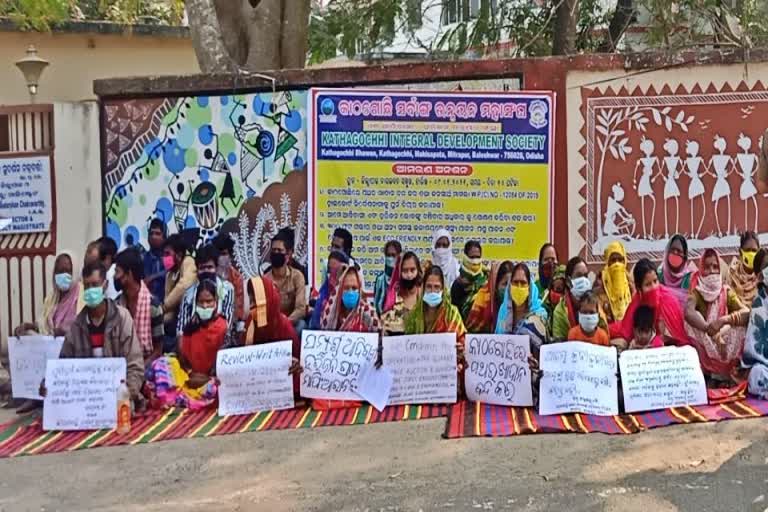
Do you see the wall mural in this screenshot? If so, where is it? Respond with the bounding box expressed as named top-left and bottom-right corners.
top-left (101, 91), bottom-right (309, 276)
top-left (580, 82), bottom-right (768, 264)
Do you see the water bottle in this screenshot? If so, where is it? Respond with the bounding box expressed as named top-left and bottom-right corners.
top-left (116, 379), bottom-right (131, 434)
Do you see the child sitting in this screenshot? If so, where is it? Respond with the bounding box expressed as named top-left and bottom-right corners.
top-left (628, 304), bottom-right (665, 350)
top-left (567, 291), bottom-right (610, 346)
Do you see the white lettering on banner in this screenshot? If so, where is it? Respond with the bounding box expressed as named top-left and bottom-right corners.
top-left (0, 155), bottom-right (52, 234)
top-left (217, 341), bottom-right (295, 417)
top-left (383, 333), bottom-right (458, 405)
top-left (465, 334), bottom-right (533, 407)
top-left (619, 346), bottom-right (708, 413)
top-left (43, 358), bottom-right (126, 431)
top-left (8, 336), bottom-right (64, 400)
top-left (539, 342), bottom-right (619, 416)
top-left (299, 330), bottom-right (378, 400)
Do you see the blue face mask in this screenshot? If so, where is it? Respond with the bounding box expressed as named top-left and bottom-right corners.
top-left (196, 306), bottom-right (215, 321)
top-left (342, 289), bottom-right (360, 309)
top-left (570, 276), bottom-right (592, 299)
top-left (423, 291), bottom-right (443, 307)
top-left (385, 256), bottom-right (397, 270)
top-left (578, 312), bottom-right (599, 333)
top-left (54, 273), bottom-right (72, 291)
top-left (83, 286), bottom-right (105, 308)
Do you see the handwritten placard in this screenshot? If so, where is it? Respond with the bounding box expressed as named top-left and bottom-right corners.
top-left (465, 334), bottom-right (532, 407)
top-left (539, 342), bottom-right (618, 416)
top-left (383, 333), bottom-right (458, 405)
top-left (0, 154), bottom-right (52, 234)
top-left (619, 346), bottom-right (708, 413)
top-left (217, 341), bottom-right (295, 416)
top-left (8, 336), bottom-right (64, 399)
top-left (299, 330), bottom-right (378, 400)
top-left (43, 358), bottom-right (126, 431)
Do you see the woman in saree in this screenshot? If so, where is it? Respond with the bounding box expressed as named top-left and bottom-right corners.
top-left (726, 231), bottom-right (761, 306)
top-left (464, 260), bottom-right (514, 334)
top-left (684, 249), bottom-right (749, 383)
top-left (534, 243), bottom-right (559, 297)
top-left (595, 241), bottom-right (634, 323)
top-left (495, 262), bottom-right (549, 352)
top-left (451, 241), bottom-right (488, 323)
top-left (373, 240), bottom-right (401, 315)
top-left (657, 234), bottom-right (698, 308)
top-left (551, 257), bottom-right (607, 340)
top-left (145, 279), bottom-right (223, 410)
top-left (381, 251), bottom-right (423, 336)
top-left (309, 250), bottom-right (349, 329)
top-left (542, 264), bottom-right (566, 330)
top-left (742, 249), bottom-right (768, 399)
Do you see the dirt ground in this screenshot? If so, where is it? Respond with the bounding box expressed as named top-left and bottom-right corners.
top-left (0, 407), bottom-right (766, 512)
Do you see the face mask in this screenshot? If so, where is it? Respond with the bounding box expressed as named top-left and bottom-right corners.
top-left (699, 274), bottom-right (723, 293)
top-left (54, 273), bottom-right (72, 291)
top-left (549, 290), bottom-right (563, 305)
top-left (342, 289), bottom-right (360, 309)
top-left (196, 306), bottom-right (215, 321)
top-left (667, 253), bottom-right (684, 270)
top-left (462, 255), bottom-right (483, 276)
top-left (270, 252), bottom-right (287, 268)
top-left (385, 256), bottom-right (397, 270)
top-left (741, 249), bottom-right (757, 271)
top-left (570, 276), bottom-right (592, 299)
top-left (198, 271), bottom-right (217, 284)
top-left (423, 291), bottom-right (443, 307)
top-left (432, 247), bottom-right (452, 264)
top-left (511, 285), bottom-right (529, 307)
top-left (579, 312), bottom-right (599, 333)
top-left (163, 255), bottom-right (176, 271)
top-left (83, 286), bottom-right (105, 308)
top-left (541, 261), bottom-right (555, 280)
top-left (401, 276), bottom-right (419, 290)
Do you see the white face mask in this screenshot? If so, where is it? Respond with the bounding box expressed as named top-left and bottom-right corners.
top-left (570, 276), bottom-right (592, 299)
top-left (433, 247), bottom-right (452, 265)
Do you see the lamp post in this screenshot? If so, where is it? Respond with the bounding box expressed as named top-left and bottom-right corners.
top-left (15, 45), bottom-right (49, 103)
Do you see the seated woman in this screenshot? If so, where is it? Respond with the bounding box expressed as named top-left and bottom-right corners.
top-left (381, 251), bottom-right (423, 336)
top-left (542, 264), bottom-right (566, 329)
top-left (742, 249), bottom-right (768, 399)
top-left (684, 249), bottom-right (750, 383)
top-left (465, 260), bottom-right (514, 334)
top-left (495, 262), bottom-right (548, 352)
top-left (309, 250), bottom-right (349, 329)
top-left (658, 234), bottom-right (698, 308)
top-left (727, 231), bottom-right (761, 307)
top-left (534, 243), bottom-right (559, 297)
top-left (145, 280), bottom-right (224, 410)
top-left (595, 241), bottom-right (634, 323)
top-left (451, 241), bottom-right (488, 323)
top-left (551, 257), bottom-right (607, 340)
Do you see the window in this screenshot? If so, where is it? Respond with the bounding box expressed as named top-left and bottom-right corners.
top-left (441, 0), bottom-right (497, 26)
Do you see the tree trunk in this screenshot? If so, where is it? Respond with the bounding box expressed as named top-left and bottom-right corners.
top-left (280, 0), bottom-right (311, 69)
top-left (597, 0), bottom-right (636, 52)
top-left (552, 0), bottom-right (579, 55)
top-left (185, 0), bottom-right (235, 73)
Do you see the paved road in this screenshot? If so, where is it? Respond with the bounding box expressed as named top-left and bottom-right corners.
top-left (0, 409), bottom-right (766, 512)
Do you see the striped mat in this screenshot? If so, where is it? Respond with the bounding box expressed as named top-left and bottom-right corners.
top-left (0, 403), bottom-right (448, 458)
top-left (443, 398), bottom-right (768, 438)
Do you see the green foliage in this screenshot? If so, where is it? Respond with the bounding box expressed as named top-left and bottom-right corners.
top-left (1, 0), bottom-right (70, 30)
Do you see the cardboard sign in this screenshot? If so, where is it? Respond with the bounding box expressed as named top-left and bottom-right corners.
top-left (383, 333), bottom-right (458, 405)
top-left (465, 334), bottom-right (533, 407)
top-left (8, 336), bottom-right (64, 399)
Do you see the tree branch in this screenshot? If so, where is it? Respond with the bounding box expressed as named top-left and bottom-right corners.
top-left (597, 0), bottom-right (637, 52)
top-left (185, 0), bottom-right (236, 73)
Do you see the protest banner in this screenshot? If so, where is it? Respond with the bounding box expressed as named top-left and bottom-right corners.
top-left (465, 334), bottom-right (532, 407)
top-left (217, 341), bottom-right (295, 417)
top-left (309, 89), bottom-right (555, 289)
top-left (383, 333), bottom-right (458, 405)
top-left (619, 346), bottom-right (708, 413)
top-left (299, 330), bottom-right (378, 400)
top-left (539, 342), bottom-right (618, 416)
top-left (43, 358), bottom-right (126, 431)
top-left (8, 336), bottom-right (64, 400)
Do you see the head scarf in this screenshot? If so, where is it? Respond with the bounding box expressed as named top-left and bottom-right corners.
top-left (601, 241), bottom-right (632, 321)
top-left (465, 261), bottom-right (509, 333)
top-left (374, 255), bottom-right (401, 315)
top-left (695, 249), bottom-right (725, 303)
top-left (495, 272), bottom-right (548, 335)
top-left (320, 265), bottom-right (379, 332)
top-left (728, 253), bottom-right (759, 305)
top-left (39, 251), bottom-right (82, 335)
top-left (309, 250), bottom-right (349, 329)
top-left (611, 285), bottom-right (691, 345)
top-left (431, 228), bottom-right (460, 287)
top-left (405, 284), bottom-right (466, 343)
top-left (245, 276), bottom-right (298, 346)
top-left (537, 243), bottom-right (557, 290)
top-left (662, 234), bottom-right (697, 288)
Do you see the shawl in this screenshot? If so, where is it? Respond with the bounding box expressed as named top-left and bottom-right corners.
top-left (319, 265), bottom-right (380, 333)
top-left (742, 284), bottom-right (768, 398)
top-left (728, 256), bottom-right (758, 305)
top-left (495, 275), bottom-right (548, 334)
top-left (611, 285), bottom-right (691, 345)
top-left (659, 235), bottom-right (697, 306)
top-left (431, 228), bottom-right (460, 288)
top-left (374, 255), bottom-right (401, 315)
top-left (601, 241), bottom-right (632, 321)
top-left (309, 250), bottom-right (349, 329)
top-left (456, 255), bottom-right (488, 321)
top-left (181, 315), bottom-right (228, 374)
top-left (38, 252), bottom-right (82, 336)
top-left (405, 288), bottom-right (466, 346)
top-left (465, 261), bottom-right (509, 334)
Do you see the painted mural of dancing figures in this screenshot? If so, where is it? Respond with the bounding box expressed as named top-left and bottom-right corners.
top-left (684, 140), bottom-right (707, 238)
top-left (707, 135), bottom-right (733, 237)
top-left (603, 183), bottom-right (636, 238)
top-left (633, 137), bottom-right (661, 238)
top-left (736, 132), bottom-right (759, 231)
top-left (662, 138), bottom-right (683, 237)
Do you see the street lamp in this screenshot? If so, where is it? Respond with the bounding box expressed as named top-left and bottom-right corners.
top-left (15, 45), bottom-right (49, 103)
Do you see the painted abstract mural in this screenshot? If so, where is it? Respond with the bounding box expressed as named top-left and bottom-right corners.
top-left (101, 91), bottom-right (309, 275)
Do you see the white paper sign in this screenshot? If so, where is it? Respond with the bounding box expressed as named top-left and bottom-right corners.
top-left (539, 342), bottom-right (619, 416)
top-left (465, 334), bottom-right (533, 407)
top-left (356, 366), bottom-right (394, 412)
top-left (43, 358), bottom-right (126, 431)
top-left (299, 330), bottom-right (378, 400)
top-left (217, 341), bottom-right (295, 416)
top-left (8, 336), bottom-right (64, 399)
top-left (619, 346), bottom-right (708, 413)
top-left (383, 333), bottom-right (458, 405)
top-left (0, 154), bottom-right (53, 234)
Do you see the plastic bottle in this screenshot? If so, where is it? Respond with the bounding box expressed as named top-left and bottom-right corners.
top-left (116, 379), bottom-right (131, 434)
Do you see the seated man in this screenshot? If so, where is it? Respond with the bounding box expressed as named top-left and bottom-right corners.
top-left (143, 218), bottom-right (167, 302)
top-left (85, 237), bottom-right (120, 300)
top-left (114, 248), bottom-right (165, 366)
top-left (265, 232), bottom-right (307, 334)
top-left (162, 234), bottom-right (197, 350)
top-left (56, 260), bottom-right (145, 410)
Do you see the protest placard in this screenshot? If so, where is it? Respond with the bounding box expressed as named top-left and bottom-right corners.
top-left (539, 342), bottom-right (618, 416)
top-left (619, 346), bottom-right (708, 413)
top-left (465, 334), bottom-right (532, 407)
top-left (8, 336), bottom-right (64, 399)
top-left (299, 330), bottom-right (378, 400)
top-left (43, 358), bottom-right (126, 431)
top-left (383, 333), bottom-right (458, 405)
top-left (217, 341), bottom-right (295, 416)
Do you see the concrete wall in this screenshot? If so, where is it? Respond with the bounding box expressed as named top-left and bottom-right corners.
top-left (0, 30), bottom-right (198, 105)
